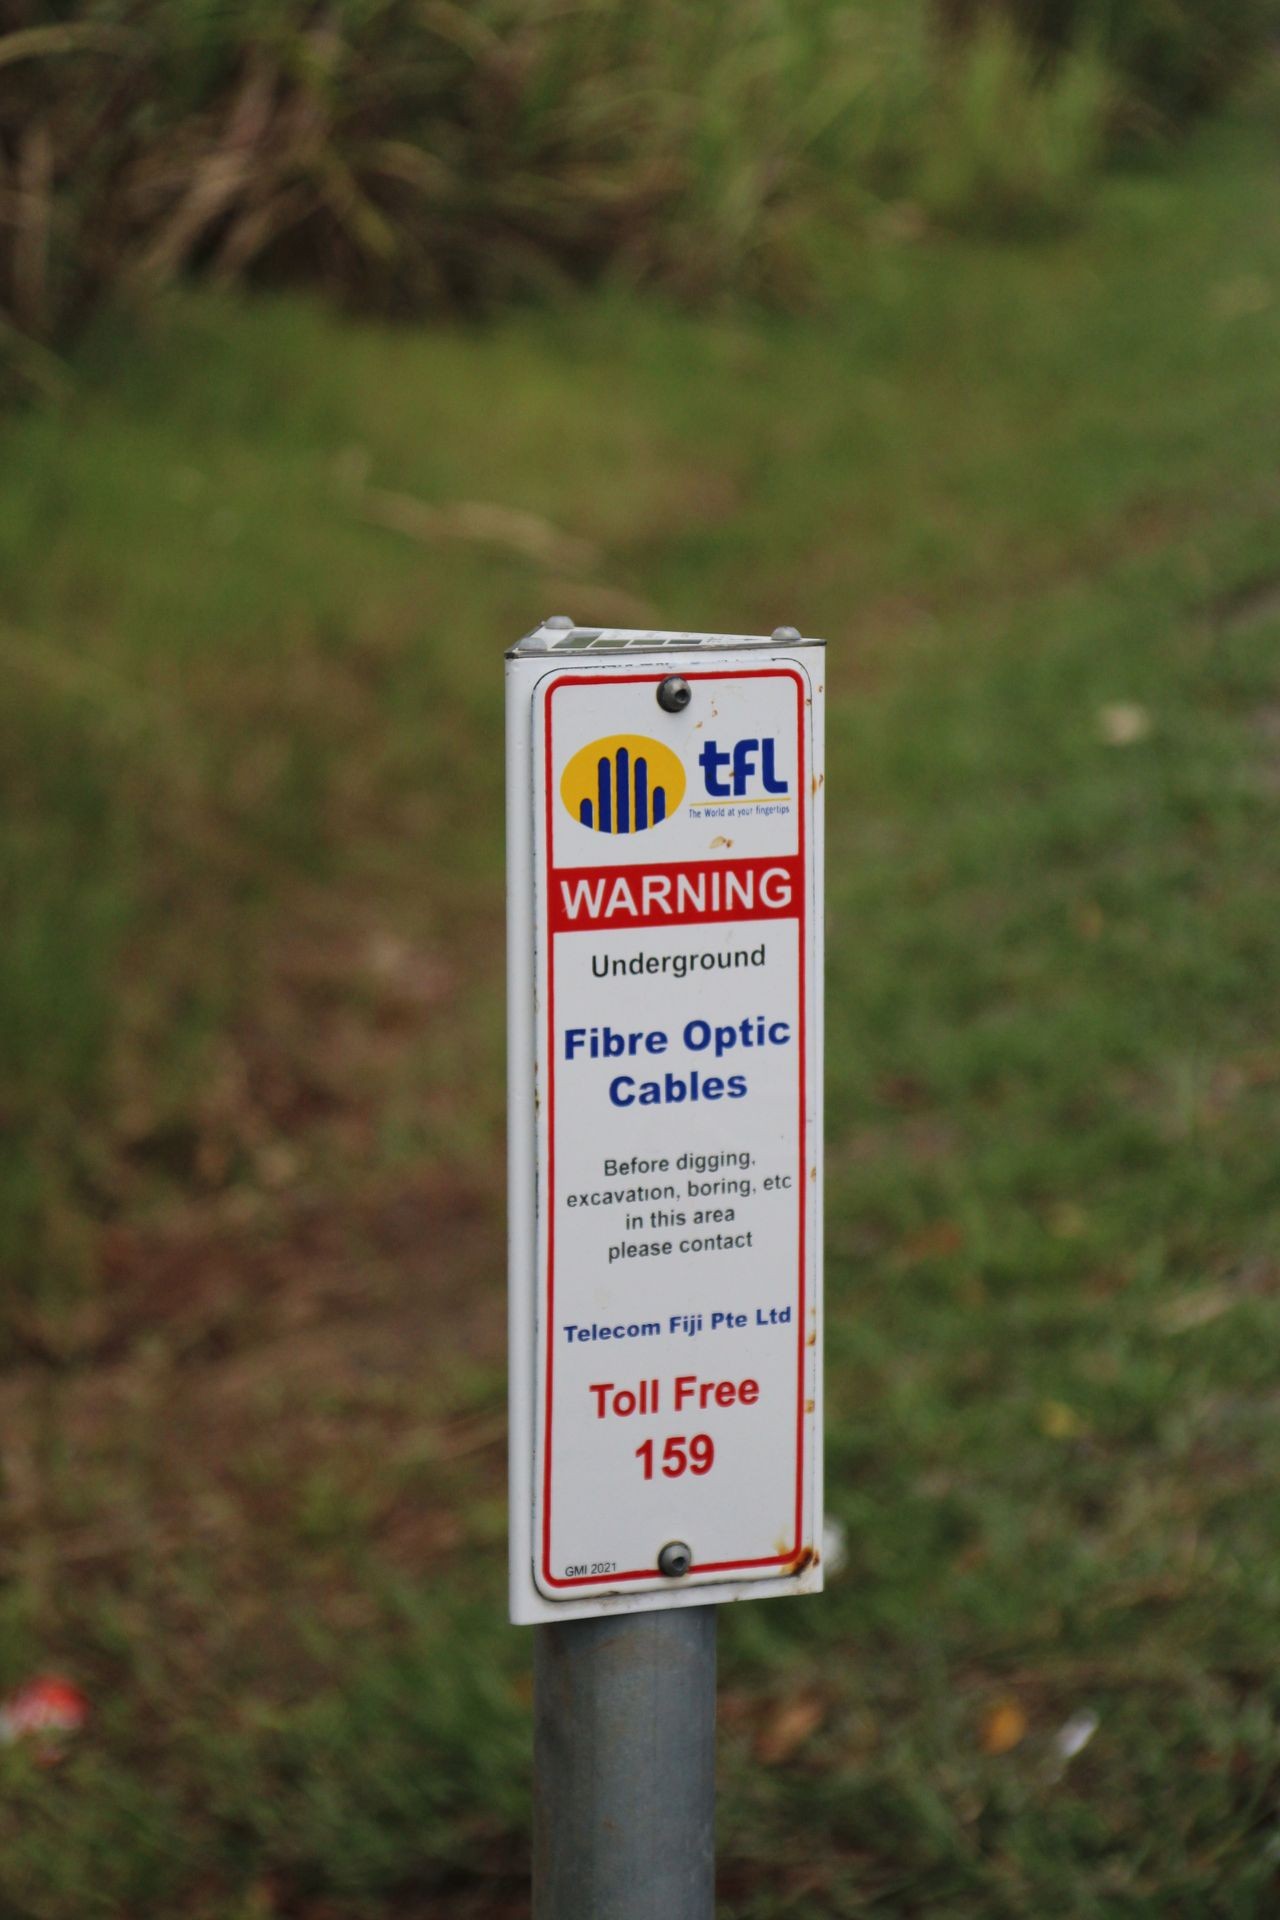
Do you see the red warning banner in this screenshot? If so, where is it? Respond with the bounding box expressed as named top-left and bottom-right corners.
top-left (548, 855), bottom-right (803, 934)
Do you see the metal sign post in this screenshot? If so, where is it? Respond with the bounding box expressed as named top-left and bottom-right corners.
top-left (534, 1609), bottom-right (716, 1918)
top-left (507, 620), bottom-right (825, 1916)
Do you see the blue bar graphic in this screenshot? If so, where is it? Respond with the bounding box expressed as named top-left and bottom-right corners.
top-left (616, 748), bottom-right (630, 834)
top-left (575, 752), bottom-right (671, 832)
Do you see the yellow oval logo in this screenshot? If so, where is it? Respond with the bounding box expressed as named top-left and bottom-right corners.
top-left (561, 735), bottom-right (686, 835)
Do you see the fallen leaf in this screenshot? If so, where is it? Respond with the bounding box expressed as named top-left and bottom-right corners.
top-left (899, 1220), bottom-right (965, 1263)
top-left (1155, 1286), bottom-right (1236, 1334)
top-left (1097, 702), bottom-right (1151, 746)
top-left (0, 1675), bottom-right (89, 1765)
top-left (979, 1698), bottom-right (1028, 1756)
top-left (1039, 1400), bottom-right (1084, 1439)
top-left (1050, 1708), bottom-right (1099, 1766)
top-left (756, 1694), bottom-right (825, 1765)
top-left (1047, 1202), bottom-right (1088, 1240)
top-left (254, 1141), bottom-right (301, 1189)
top-left (875, 1072), bottom-right (931, 1110)
top-left (1211, 275), bottom-right (1271, 319)
top-left (821, 1515), bottom-right (848, 1577)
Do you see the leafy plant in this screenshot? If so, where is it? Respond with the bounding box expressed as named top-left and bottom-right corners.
top-left (937, 0), bottom-right (1280, 131)
top-left (919, 14), bottom-right (1111, 233)
top-left (1, 0), bottom-right (1269, 375)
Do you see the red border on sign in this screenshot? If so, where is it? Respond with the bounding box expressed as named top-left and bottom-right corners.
top-left (539, 669), bottom-right (809, 1589)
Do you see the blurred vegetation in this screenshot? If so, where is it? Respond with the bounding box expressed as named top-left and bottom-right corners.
top-left (938, 0), bottom-right (1278, 125)
top-left (4, 5), bottom-right (1280, 1914)
top-left (3, 83), bottom-right (1280, 1910)
top-left (1, 0), bottom-right (1276, 385)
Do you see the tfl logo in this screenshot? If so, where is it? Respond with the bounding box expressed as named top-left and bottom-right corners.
top-left (698, 738), bottom-right (789, 798)
top-left (561, 735), bottom-right (686, 835)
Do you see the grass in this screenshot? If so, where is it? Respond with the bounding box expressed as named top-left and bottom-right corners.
top-left (3, 90), bottom-right (1280, 1916)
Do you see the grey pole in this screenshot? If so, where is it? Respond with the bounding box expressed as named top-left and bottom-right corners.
top-left (533, 1608), bottom-right (717, 1920)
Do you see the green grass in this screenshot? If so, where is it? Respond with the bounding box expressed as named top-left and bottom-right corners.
top-left (3, 96), bottom-right (1280, 1916)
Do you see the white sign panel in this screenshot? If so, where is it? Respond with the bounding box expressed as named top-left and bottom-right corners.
top-left (506, 624), bottom-right (823, 1623)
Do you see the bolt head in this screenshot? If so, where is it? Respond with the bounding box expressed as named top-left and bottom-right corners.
top-left (656, 676), bottom-right (691, 714)
top-left (658, 1540), bottom-right (693, 1578)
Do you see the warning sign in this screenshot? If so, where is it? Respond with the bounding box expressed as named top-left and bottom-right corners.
top-left (506, 628), bottom-right (824, 1623)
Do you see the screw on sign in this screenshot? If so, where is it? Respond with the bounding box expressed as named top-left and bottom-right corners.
top-left (506, 620), bottom-right (825, 1918)
top-left (658, 1540), bottom-right (692, 1578)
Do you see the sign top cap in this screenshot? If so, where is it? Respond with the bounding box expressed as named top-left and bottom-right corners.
top-left (508, 622), bottom-right (826, 659)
